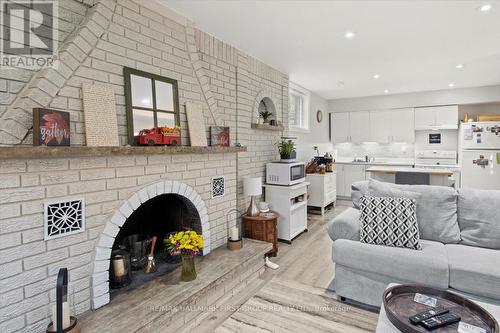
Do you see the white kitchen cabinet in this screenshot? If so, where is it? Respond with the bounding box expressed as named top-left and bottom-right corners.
top-left (331, 112), bottom-right (350, 143)
top-left (349, 111), bottom-right (370, 143)
top-left (344, 164), bottom-right (366, 196)
top-left (306, 172), bottom-right (336, 215)
top-left (370, 110), bottom-right (392, 143)
top-left (335, 164), bottom-right (365, 198)
top-left (415, 105), bottom-right (458, 130)
top-left (435, 106), bottom-right (458, 127)
top-left (369, 109), bottom-right (414, 143)
top-left (391, 108), bottom-right (415, 142)
top-left (336, 165), bottom-right (346, 197)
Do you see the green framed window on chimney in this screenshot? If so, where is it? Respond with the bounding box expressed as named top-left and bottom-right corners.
top-left (123, 67), bottom-right (180, 145)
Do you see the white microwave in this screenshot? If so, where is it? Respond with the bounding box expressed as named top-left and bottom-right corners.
top-left (266, 161), bottom-right (306, 186)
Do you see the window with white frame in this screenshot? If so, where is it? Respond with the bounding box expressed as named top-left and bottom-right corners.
top-left (289, 82), bottom-right (310, 131)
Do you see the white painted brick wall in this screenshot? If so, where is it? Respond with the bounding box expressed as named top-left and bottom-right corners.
top-left (0, 0), bottom-right (289, 330)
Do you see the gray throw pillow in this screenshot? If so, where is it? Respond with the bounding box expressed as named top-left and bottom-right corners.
top-left (458, 188), bottom-right (500, 249)
top-left (359, 196), bottom-right (421, 250)
top-left (351, 180), bottom-right (369, 209)
top-left (367, 179), bottom-right (461, 244)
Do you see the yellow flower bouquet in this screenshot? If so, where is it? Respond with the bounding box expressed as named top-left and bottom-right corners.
top-left (164, 230), bottom-right (204, 257)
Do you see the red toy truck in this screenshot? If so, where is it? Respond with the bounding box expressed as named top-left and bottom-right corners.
top-left (135, 127), bottom-right (180, 146)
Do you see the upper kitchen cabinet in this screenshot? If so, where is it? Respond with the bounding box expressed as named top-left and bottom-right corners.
top-left (349, 111), bottom-right (370, 143)
top-left (391, 108), bottom-right (415, 142)
top-left (369, 108), bottom-right (414, 143)
top-left (369, 110), bottom-right (392, 143)
top-left (415, 105), bottom-right (458, 130)
top-left (331, 112), bottom-right (350, 143)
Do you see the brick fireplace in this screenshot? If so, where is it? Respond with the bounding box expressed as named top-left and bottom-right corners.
top-left (92, 178), bottom-right (211, 309)
top-left (0, 148), bottom-right (241, 330)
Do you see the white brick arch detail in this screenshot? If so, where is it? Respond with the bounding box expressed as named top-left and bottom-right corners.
top-left (252, 88), bottom-right (281, 124)
top-left (90, 180), bottom-right (210, 309)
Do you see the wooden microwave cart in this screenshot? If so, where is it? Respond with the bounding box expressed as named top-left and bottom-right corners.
top-left (242, 211), bottom-right (279, 257)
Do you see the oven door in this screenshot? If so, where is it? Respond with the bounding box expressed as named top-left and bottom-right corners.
top-left (290, 164), bottom-right (305, 183)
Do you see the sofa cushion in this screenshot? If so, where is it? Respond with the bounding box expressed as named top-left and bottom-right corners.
top-left (366, 179), bottom-right (461, 244)
top-left (351, 180), bottom-right (369, 209)
top-left (326, 207), bottom-right (360, 242)
top-left (457, 188), bottom-right (500, 249)
top-left (359, 196), bottom-right (421, 250)
top-left (332, 239), bottom-right (449, 289)
top-left (446, 244), bottom-right (500, 300)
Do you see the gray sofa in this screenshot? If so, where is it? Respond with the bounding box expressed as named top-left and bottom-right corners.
top-left (326, 179), bottom-right (500, 307)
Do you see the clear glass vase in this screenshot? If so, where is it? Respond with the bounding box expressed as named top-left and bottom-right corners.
top-left (180, 254), bottom-right (197, 282)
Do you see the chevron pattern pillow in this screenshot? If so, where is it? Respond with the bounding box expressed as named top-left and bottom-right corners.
top-left (359, 196), bottom-right (421, 250)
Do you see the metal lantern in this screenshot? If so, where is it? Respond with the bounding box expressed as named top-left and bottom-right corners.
top-left (110, 245), bottom-right (132, 289)
top-left (46, 268), bottom-right (79, 333)
top-left (226, 208), bottom-right (242, 250)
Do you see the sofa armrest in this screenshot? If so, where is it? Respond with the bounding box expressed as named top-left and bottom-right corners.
top-left (326, 207), bottom-right (361, 242)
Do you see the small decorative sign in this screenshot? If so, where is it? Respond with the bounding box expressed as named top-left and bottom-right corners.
top-left (82, 83), bottom-right (119, 147)
top-left (33, 108), bottom-right (70, 146)
top-left (185, 101), bottom-right (207, 147)
top-left (210, 126), bottom-right (230, 147)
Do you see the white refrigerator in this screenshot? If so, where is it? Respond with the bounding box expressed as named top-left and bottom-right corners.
top-left (459, 122), bottom-right (500, 190)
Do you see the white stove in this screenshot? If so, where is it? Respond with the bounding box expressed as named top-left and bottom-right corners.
top-left (415, 150), bottom-right (459, 169)
top-left (415, 150), bottom-right (460, 187)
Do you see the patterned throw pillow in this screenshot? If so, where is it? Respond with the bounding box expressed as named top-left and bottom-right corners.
top-left (359, 196), bottom-right (421, 250)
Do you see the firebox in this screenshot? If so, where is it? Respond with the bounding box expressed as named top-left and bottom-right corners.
top-left (108, 193), bottom-right (202, 296)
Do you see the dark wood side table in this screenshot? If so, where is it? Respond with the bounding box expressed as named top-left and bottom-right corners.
top-left (242, 211), bottom-right (279, 257)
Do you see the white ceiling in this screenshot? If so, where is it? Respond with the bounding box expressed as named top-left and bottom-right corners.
top-left (161, 0), bottom-right (500, 100)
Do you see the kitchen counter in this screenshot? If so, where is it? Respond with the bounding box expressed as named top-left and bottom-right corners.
top-left (334, 159), bottom-right (414, 167)
top-left (366, 166), bottom-right (454, 175)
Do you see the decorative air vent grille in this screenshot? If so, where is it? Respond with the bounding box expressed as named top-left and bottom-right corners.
top-left (211, 176), bottom-right (225, 198)
top-left (44, 199), bottom-right (85, 240)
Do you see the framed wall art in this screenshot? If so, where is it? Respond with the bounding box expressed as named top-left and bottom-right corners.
top-left (33, 108), bottom-right (71, 146)
top-left (210, 126), bottom-right (230, 147)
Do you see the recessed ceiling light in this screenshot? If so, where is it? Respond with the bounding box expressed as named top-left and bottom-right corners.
top-left (478, 3), bottom-right (492, 12)
top-left (449, 83), bottom-right (455, 88)
top-left (373, 74), bottom-right (380, 79)
top-left (456, 64), bottom-right (464, 69)
top-left (344, 31), bottom-right (356, 39)
top-left (384, 89), bottom-right (389, 94)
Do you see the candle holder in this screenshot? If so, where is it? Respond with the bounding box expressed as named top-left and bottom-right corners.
top-left (46, 268), bottom-right (80, 333)
top-left (110, 246), bottom-right (132, 289)
top-left (226, 208), bottom-right (243, 250)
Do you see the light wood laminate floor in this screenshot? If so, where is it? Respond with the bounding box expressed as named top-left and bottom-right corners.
top-left (197, 205), bottom-right (379, 333)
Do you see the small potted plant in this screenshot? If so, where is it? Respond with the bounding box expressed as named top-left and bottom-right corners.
top-left (259, 110), bottom-right (273, 124)
top-left (276, 138), bottom-right (297, 161)
top-left (164, 230), bottom-right (204, 282)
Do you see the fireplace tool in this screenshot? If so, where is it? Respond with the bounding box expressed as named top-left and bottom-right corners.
top-left (144, 236), bottom-right (157, 274)
top-left (124, 234), bottom-right (147, 270)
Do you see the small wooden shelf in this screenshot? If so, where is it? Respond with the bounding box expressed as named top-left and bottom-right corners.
top-left (251, 123), bottom-right (284, 131)
top-left (0, 145), bottom-right (247, 160)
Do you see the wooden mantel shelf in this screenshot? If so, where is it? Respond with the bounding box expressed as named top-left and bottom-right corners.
top-left (0, 145), bottom-right (247, 160)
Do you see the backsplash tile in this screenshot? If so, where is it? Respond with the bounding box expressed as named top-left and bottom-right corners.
top-left (333, 142), bottom-right (414, 159)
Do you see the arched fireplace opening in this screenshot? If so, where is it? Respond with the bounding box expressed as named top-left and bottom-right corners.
top-left (108, 193), bottom-right (202, 297)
